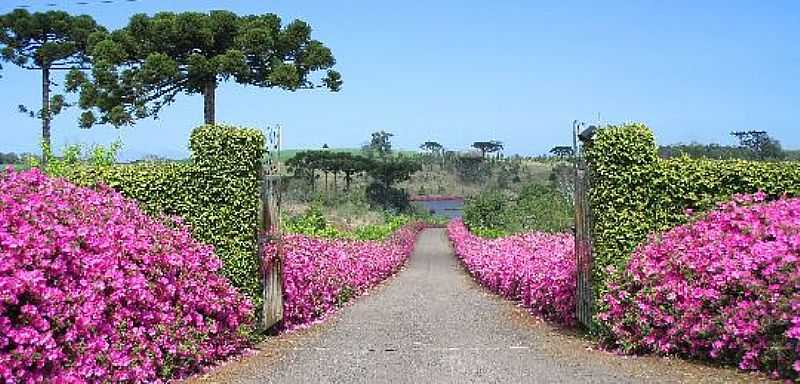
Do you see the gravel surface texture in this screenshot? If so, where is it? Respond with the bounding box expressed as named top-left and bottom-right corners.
top-left (189, 228), bottom-right (775, 384)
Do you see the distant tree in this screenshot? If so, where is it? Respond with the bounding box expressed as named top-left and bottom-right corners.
top-left (137, 154), bottom-right (171, 163)
top-left (731, 130), bottom-right (784, 160)
top-left (68, 11), bottom-right (341, 127)
top-left (420, 141), bottom-right (443, 155)
top-left (286, 150), bottom-right (323, 191)
top-left (363, 130), bottom-right (394, 157)
top-left (472, 140), bottom-right (503, 158)
top-left (366, 156), bottom-right (421, 210)
top-left (0, 152), bottom-right (21, 164)
top-left (0, 9), bottom-right (105, 154)
top-left (549, 146), bottom-right (574, 159)
top-left (339, 153), bottom-right (372, 191)
top-left (455, 153), bottom-right (490, 183)
top-left (322, 143), bottom-right (329, 149)
top-left (659, 142), bottom-right (748, 160)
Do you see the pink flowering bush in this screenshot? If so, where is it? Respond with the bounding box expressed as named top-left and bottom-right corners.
top-left (599, 192), bottom-right (800, 380)
top-left (447, 219), bottom-right (576, 325)
top-left (0, 169), bottom-right (252, 383)
top-left (266, 222), bottom-right (424, 329)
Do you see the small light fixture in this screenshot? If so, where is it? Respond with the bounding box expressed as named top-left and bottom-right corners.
top-left (578, 125), bottom-right (597, 142)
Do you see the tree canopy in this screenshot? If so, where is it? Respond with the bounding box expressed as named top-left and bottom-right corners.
top-left (0, 9), bottom-right (105, 152)
top-left (472, 140), bottom-right (503, 158)
top-left (549, 146), bottom-right (574, 159)
top-left (363, 130), bottom-right (393, 157)
top-left (67, 10), bottom-right (341, 128)
top-left (420, 141), bottom-right (444, 155)
top-left (731, 130), bottom-right (784, 160)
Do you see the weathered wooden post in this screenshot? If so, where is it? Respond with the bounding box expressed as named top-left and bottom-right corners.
top-left (573, 121), bottom-right (595, 329)
top-left (259, 126), bottom-right (284, 331)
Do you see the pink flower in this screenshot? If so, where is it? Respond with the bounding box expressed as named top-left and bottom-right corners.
top-left (267, 222), bottom-right (424, 330)
top-left (446, 219), bottom-right (576, 325)
top-left (599, 193), bottom-right (800, 380)
top-left (0, 169), bottom-right (252, 382)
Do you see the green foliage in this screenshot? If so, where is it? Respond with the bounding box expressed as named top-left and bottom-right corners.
top-left (284, 205), bottom-right (410, 241)
top-left (68, 10), bottom-right (341, 127)
top-left (454, 154), bottom-right (490, 183)
top-left (0, 152), bottom-right (21, 164)
top-left (1, 9), bottom-right (105, 146)
top-left (59, 125), bottom-right (266, 305)
top-left (549, 146), bottom-right (574, 159)
top-left (34, 140), bottom-right (122, 177)
top-left (351, 215), bottom-right (410, 240)
top-left (471, 140), bottom-right (503, 158)
top-left (514, 184), bottom-right (573, 233)
top-left (463, 191), bottom-right (509, 231)
top-left (0, 9), bottom-right (103, 69)
top-left (419, 141), bottom-right (443, 155)
top-left (365, 156), bottom-right (421, 211)
top-left (659, 130), bottom-right (786, 161)
top-left (463, 183), bottom-right (573, 237)
top-left (283, 205), bottom-right (345, 238)
top-left (363, 130), bottom-right (394, 157)
top-left (730, 130), bottom-right (784, 160)
top-left (470, 226), bottom-right (508, 239)
top-left (586, 122), bottom-right (800, 309)
top-left (286, 150), bottom-right (374, 194)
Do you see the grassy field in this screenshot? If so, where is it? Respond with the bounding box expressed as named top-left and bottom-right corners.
top-left (401, 160), bottom-right (555, 198)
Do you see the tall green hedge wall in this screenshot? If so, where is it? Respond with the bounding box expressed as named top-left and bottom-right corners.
top-left (64, 125), bottom-right (266, 305)
top-left (585, 123), bottom-right (800, 307)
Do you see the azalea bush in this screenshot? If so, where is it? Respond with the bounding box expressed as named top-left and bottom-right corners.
top-left (586, 123), bottom-right (800, 307)
top-left (266, 221), bottom-right (424, 329)
top-left (0, 169), bottom-right (252, 383)
top-left (599, 192), bottom-right (800, 380)
top-left (447, 219), bottom-right (576, 325)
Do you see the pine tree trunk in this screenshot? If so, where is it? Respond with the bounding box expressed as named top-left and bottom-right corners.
top-left (203, 78), bottom-right (216, 125)
top-left (41, 66), bottom-right (51, 163)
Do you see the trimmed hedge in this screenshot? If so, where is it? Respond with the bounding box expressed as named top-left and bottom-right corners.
top-left (62, 125), bottom-right (266, 304)
top-left (586, 123), bottom-right (800, 311)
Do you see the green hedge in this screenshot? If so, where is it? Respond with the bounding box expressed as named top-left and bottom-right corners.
top-left (63, 125), bottom-right (266, 305)
top-left (586, 123), bottom-right (800, 309)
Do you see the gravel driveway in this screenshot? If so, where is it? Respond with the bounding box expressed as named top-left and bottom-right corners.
top-left (190, 228), bottom-right (773, 384)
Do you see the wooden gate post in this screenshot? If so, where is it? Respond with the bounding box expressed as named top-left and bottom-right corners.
top-left (259, 125), bottom-right (284, 331)
top-left (260, 174), bottom-right (284, 330)
top-left (573, 121), bottom-right (594, 329)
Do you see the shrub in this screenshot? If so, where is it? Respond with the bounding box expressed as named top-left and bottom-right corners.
top-left (283, 205), bottom-right (345, 239)
top-left (284, 206), bottom-right (411, 241)
top-left (463, 184), bottom-right (573, 236)
top-left (266, 222), bottom-right (424, 329)
top-left (0, 169), bottom-right (251, 382)
top-left (599, 193), bottom-right (800, 380)
top-left (586, 123), bottom-right (800, 310)
top-left (463, 190), bottom-right (509, 231)
top-left (447, 219), bottom-right (576, 325)
top-left (60, 125), bottom-right (265, 305)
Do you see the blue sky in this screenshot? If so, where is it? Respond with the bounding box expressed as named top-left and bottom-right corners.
top-left (1, 0), bottom-right (798, 160)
